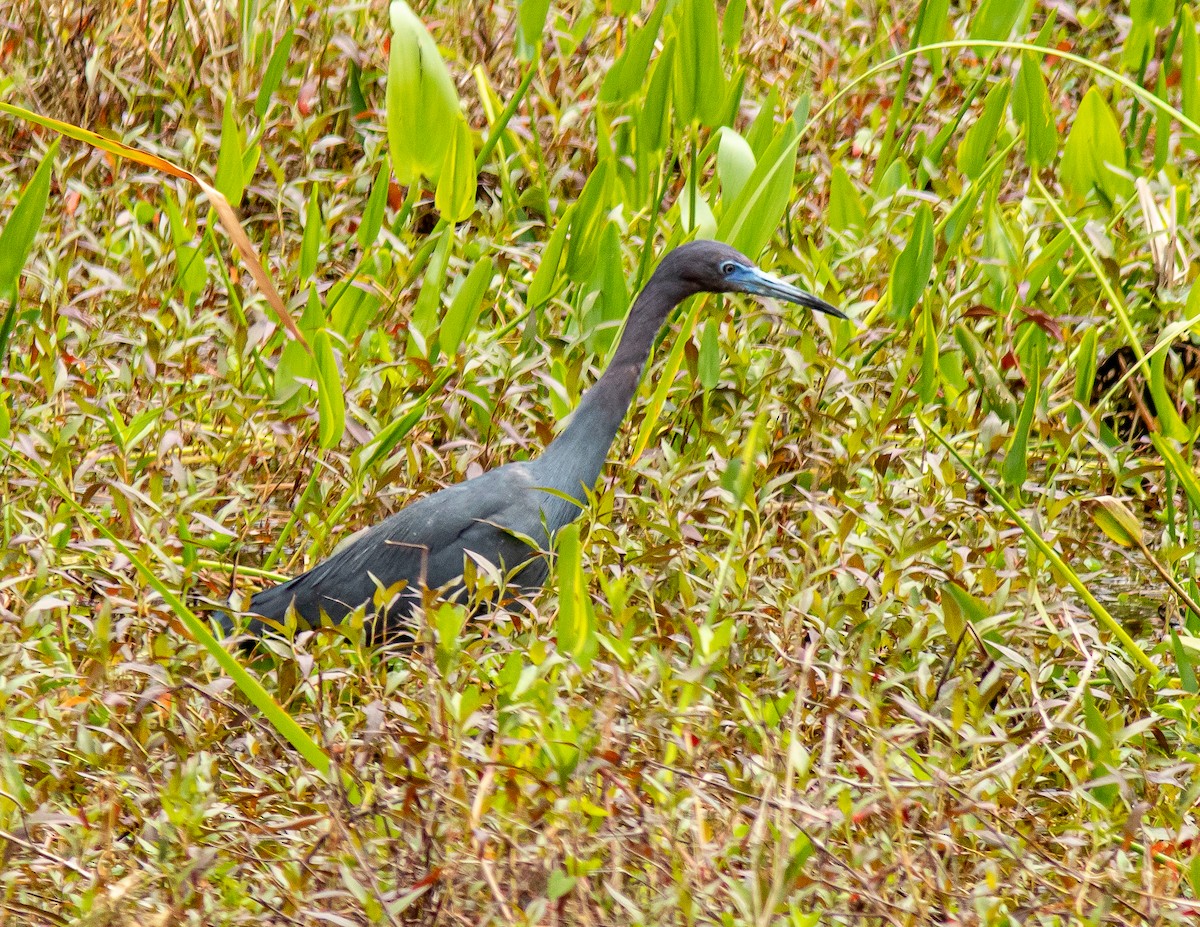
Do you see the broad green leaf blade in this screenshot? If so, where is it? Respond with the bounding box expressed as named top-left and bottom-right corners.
top-left (1148, 348), bottom-right (1188, 440)
top-left (1061, 87), bottom-right (1131, 202)
top-left (410, 226), bottom-right (454, 357)
top-left (944, 583), bottom-right (990, 626)
top-left (672, 0), bottom-right (724, 128)
top-left (600, 2), bottom-right (668, 103)
top-left (528, 206), bottom-right (572, 308)
top-left (1001, 375), bottom-right (1038, 488)
top-left (1069, 327), bottom-right (1098, 427)
top-left (968, 0), bottom-right (1029, 43)
top-left (358, 160), bottom-right (391, 251)
top-left (916, 302), bottom-right (939, 403)
top-left (1170, 626), bottom-right (1199, 693)
top-left (441, 256), bottom-right (494, 356)
top-left (0, 138), bottom-right (59, 302)
top-left (515, 0), bottom-right (552, 60)
top-left (556, 522), bottom-right (597, 671)
top-left (1092, 496), bottom-right (1143, 548)
top-left (435, 116), bottom-right (477, 223)
top-left (716, 127), bottom-right (755, 205)
top-left (387, 0), bottom-right (462, 185)
top-left (566, 161), bottom-right (614, 282)
top-left (721, 0), bottom-right (746, 52)
top-left (214, 94), bottom-right (245, 205)
top-left (300, 184), bottom-right (321, 280)
top-left (1012, 53), bottom-right (1057, 170)
top-left (827, 164), bottom-right (866, 235)
top-left (314, 329), bottom-right (346, 450)
top-left (637, 41), bottom-right (676, 154)
top-left (715, 120), bottom-right (800, 258)
top-left (1182, 7), bottom-right (1199, 133)
top-left (255, 27), bottom-right (296, 118)
top-left (890, 202), bottom-right (935, 319)
top-left (957, 79), bottom-right (1010, 180)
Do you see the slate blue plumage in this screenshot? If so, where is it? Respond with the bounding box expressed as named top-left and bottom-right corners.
top-left (225, 240), bottom-right (844, 640)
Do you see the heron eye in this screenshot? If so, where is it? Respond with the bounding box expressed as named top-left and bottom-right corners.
top-left (720, 261), bottom-right (737, 275)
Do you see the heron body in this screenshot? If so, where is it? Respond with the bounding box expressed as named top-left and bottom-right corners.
top-left (227, 240), bottom-right (843, 640)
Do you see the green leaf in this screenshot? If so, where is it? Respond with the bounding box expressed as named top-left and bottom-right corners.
top-left (716, 127), bottom-right (755, 204)
top-left (386, 0), bottom-right (462, 185)
top-left (943, 582), bottom-right (990, 632)
top-left (410, 226), bottom-right (454, 356)
top-left (698, 318), bottom-right (719, 390)
top-left (214, 94), bottom-right (245, 205)
top-left (1152, 434), bottom-right (1200, 514)
top-left (255, 27), bottom-right (295, 118)
top-left (434, 116), bottom-right (477, 223)
top-left (161, 195), bottom-right (208, 300)
top-left (969, 0), bottom-right (1029, 43)
top-left (1092, 496), bottom-right (1143, 548)
top-left (1170, 626), bottom-right (1199, 693)
top-left (957, 79), bottom-right (1010, 181)
top-left (1183, 7), bottom-right (1199, 142)
top-left (637, 41), bottom-right (675, 153)
top-left (300, 184), bottom-right (321, 281)
top-left (556, 523), bottom-right (597, 672)
top-left (1130, 0), bottom-right (1176, 63)
top-left (1001, 375), bottom-right (1038, 489)
top-left (715, 120), bottom-right (800, 258)
top-left (441, 256), bottom-right (494, 356)
top-left (1012, 55), bottom-right (1057, 170)
top-left (358, 161), bottom-right (390, 251)
top-left (720, 0), bottom-right (746, 52)
top-left (0, 138), bottom-right (59, 302)
top-left (546, 869), bottom-right (577, 901)
top-left (586, 222), bottom-right (629, 353)
top-left (918, 0), bottom-right (952, 77)
top-left (358, 370), bottom-right (452, 475)
top-left (889, 202), bottom-right (935, 319)
top-left (566, 161), bottom-right (614, 282)
top-left (274, 338), bottom-right (316, 404)
top-left (515, 0), bottom-right (552, 60)
top-left (1149, 347), bottom-right (1188, 440)
top-left (672, 0), bottom-right (724, 128)
top-left (1061, 87), bottom-right (1131, 203)
top-left (600, 2), bottom-right (667, 103)
top-left (313, 329), bottom-right (345, 450)
top-left (1069, 327), bottom-right (1098, 427)
top-left (527, 206), bottom-right (572, 308)
top-left (827, 164), bottom-right (866, 235)
top-left (745, 86), bottom-right (779, 157)
top-left (916, 302), bottom-right (939, 403)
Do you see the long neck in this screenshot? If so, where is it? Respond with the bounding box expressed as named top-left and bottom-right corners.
top-left (535, 269), bottom-right (692, 499)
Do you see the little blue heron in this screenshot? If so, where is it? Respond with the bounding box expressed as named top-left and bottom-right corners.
top-left (222, 240), bottom-right (843, 641)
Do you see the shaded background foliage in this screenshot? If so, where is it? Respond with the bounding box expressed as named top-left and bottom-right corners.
top-left (1, 0), bottom-right (1200, 923)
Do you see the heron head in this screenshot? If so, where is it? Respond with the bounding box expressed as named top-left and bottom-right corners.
top-left (667, 240), bottom-right (846, 320)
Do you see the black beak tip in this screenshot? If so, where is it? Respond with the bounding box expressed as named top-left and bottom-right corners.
top-left (812, 299), bottom-right (850, 322)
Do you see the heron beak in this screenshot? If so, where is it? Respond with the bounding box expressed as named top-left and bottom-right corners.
top-left (731, 266), bottom-right (847, 320)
